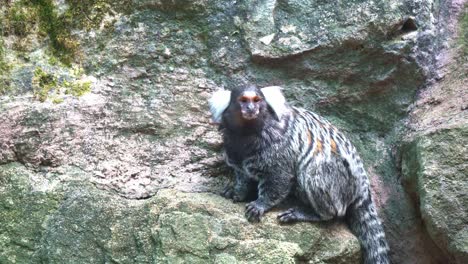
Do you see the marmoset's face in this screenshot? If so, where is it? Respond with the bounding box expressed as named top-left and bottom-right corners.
top-left (235, 90), bottom-right (267, 120)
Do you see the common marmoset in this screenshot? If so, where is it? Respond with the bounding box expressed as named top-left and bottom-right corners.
top-left (209, 85), bottom-right (390, 264)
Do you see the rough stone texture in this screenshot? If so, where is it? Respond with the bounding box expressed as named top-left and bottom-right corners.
top-left (240, 0), bottom-right (430, 133)
top-left (0, 162), bottom-right (360, 263)
top-left (243, 0), bottom-right (415, 59)
top-left (401, 5), bottom-right (468, 261)
top-left (0, 0), bottom-right (466, 263)
top-left (402, 127), bottom-right (468, 264)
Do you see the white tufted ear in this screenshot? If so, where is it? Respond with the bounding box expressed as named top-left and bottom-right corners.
top-left (261, 86), bottom-right (288, 120)
top-left (209, 89), bottom-right (231, 123)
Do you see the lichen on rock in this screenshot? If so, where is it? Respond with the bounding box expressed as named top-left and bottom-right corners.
top-left (0, 0), bottom-right (466, 263)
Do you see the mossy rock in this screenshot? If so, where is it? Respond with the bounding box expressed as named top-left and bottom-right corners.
top-left (402, 125), bottom-right (468, 263)
top-left (0, 164), bottom-right (360, 263)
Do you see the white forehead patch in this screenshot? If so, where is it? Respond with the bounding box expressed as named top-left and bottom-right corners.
top-left (242, 91), bottom-right (258, 97)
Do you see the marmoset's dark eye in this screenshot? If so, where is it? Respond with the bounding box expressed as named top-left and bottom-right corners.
top-left (239, 97), bottom-right (249, 103)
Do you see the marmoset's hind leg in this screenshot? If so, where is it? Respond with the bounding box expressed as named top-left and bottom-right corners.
top-left (294, 157), bottom-right (357, 221)
top-left (277, 206), bottom-right (325, 223)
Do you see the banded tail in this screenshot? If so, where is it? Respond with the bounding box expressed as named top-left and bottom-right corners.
top-left (346, 192), bottom-right (390, 264)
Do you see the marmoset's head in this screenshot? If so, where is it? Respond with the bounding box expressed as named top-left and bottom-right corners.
top-left (209, 85), bottom-right (288, 129)
top-left (230, 85), bottom-right (268, 121)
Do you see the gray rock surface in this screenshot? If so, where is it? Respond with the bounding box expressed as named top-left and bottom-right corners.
top-left (402, 10), bottom-right (468, 261)
top-left (0, 162), bottom-right (360, 263)
top-left (402, 126), bottom-right (468, 263)
top-left (0, 0), bottom-right (466, 263)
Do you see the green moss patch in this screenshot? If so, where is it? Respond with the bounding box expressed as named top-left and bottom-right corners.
top-left (32, 66), bottom-right (91, 102)
top-left (63, 0), bottom-right (132, 30)
top-left (0, 39), bottom-right (11, 95)
top-left (1, 0), bottom-right (131, 66)
top-left (1, 0), bottom-right (78, 65)
top-left (3, 3), bottom-right (38, 37)
top-left (32, 66), bottom-right (57, 101)
top-left (29, 0), bottom-right (80, 66)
